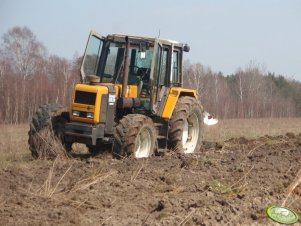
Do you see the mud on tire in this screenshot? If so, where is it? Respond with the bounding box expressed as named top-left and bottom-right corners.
top-left (168, 96), bottom-right (204, 153)
top-left (113, 114), bottom-right (157, 159)
top-left (28, 103), bottom-right (71, 159)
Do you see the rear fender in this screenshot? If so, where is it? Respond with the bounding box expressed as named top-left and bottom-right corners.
top-left (161, 88), bottom-right (196, 119)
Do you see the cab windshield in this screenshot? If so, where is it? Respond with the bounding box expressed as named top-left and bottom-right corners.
top-left (81, 35), bottom-right (154, 86)
top-left (101, 42), bottom-right (153, 85)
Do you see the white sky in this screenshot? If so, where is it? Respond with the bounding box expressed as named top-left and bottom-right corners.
top-left (0, 0), bottom-right (300, 80)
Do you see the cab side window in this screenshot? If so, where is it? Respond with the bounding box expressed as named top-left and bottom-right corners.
top-left (159, 47), bottom-right (169, 85)
top-left (171, 49), bottom-right (181, 86)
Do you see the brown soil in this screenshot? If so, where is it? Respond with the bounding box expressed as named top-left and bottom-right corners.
top-left (0, 134), bottom-right (301, 226)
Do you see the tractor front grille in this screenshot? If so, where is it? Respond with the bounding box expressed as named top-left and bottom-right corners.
top-left (74, 91), bottom-right (96, 105)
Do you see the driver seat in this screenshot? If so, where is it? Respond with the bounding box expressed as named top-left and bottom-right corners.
top-left (128, 74), bottom-right (144, 97)
top-left (128, 67), bottom-right (150, 97)
top-left (137, 68), bottom-right (150, 98)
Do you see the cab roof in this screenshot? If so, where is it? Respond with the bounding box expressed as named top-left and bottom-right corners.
top-left (107, 33), bottom-right (186, 48)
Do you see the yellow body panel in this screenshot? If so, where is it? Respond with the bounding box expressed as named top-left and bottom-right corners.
top-left (94, 83), bottom-right (137, 98)
top-left (114, 84), bottom-right (138, 98)
top-left (70, 84), bottom-right (108, 124)
top-left (71, 83), bottom-right (192, 123)
top-left (161, 88), bottom-right (197, 119)
top-left (70, 84), bottom-right (138, 124)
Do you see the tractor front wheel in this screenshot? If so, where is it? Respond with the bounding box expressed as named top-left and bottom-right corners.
top-left (28, 104), bottom-right (72, 159)
top-left (113, 114), bottom-right (157, 159)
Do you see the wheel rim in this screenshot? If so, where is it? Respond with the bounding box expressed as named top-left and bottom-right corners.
top-left (182, 119), bottom-right (189, 146)
top-left (135, 127), bottom-right (152, 158)
top-left (182, 113), bottom-right (199, 153)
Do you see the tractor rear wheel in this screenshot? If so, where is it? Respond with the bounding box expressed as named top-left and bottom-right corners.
top-left (113, 114), bottom-right (157, 159)
top-left (168, 96), bottom-right (203, 153)
top-left (28, 103), bottom-right (72, 159)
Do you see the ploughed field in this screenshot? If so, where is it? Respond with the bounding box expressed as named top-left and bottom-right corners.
top-left (0, 118), bottom-right (301, 225)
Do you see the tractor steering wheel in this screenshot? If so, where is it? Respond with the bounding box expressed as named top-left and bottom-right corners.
top-left (130, 65), bottom-right (148, 79)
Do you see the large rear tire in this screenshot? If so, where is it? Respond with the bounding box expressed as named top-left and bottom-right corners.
top-left (113, 114), bottom-right (157, 159)
top-left (28, 104), bottom-right (72, 159)
top-left (168, 96), bottom-right (203, 153)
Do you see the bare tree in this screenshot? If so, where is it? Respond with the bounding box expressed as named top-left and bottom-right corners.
top-left (2, 26), bottom-right (46, 79)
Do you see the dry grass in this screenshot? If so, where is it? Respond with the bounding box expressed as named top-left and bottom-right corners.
top-left (0, 118), bottom-right (301, 168)
top-left (0, 124), bottom-right (88, 169)
top-left (31, 128), bottom-right (70, 160)
top-left (131, 159), bottom-right (148, 181)
top-left (32, 158), bottom-right (114, 198)
top-left (282, 167), bottom-right (301, 206)
top-left (0, 124), bottom-right (31, 169)
top-left (204, 117), bottom-right (301, 142)
top-left (178, 209), bottom-right (195, 226)
top-left (36, 158), bottom-right (73, 197)
top-left (70, 170), bottom-right (115, 192)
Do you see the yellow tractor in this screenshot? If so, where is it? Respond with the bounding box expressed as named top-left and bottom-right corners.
top-left (28, 31), bottom-right (216, 158)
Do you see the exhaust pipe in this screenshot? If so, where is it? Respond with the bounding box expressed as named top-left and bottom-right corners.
top-left (122, 36), bottom-right (130, 98)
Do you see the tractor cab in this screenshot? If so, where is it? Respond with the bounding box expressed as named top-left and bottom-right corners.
top-left (79, 31), bottom-right (190, 115)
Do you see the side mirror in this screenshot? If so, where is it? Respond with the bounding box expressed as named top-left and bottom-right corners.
top-left (183, 44), bottom-right (190, 52)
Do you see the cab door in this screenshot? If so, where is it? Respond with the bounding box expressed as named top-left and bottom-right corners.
top-left (150, 40), bottom-right (171, 115)
top-left (80, 31), bottom-right (105, 83)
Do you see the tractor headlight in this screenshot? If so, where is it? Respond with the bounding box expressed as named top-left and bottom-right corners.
top-left (86, 112), bottom-right (94, 119)
top-left (72, 111), bottom-right (80, 117)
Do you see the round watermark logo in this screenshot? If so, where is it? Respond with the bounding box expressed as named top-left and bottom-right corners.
top-left (267, 206), bottom-right (299, 224)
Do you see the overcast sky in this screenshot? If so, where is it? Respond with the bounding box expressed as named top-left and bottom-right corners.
top-left (1, 0), bottom-right (300, 80)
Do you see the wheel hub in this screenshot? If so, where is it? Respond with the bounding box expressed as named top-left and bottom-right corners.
top-left (182, 113), bottom-right (199, 153)
top-left (135, 127), bottom-right (152, 158)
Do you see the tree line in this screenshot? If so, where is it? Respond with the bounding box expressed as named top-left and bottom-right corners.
top-left (0, 27), bottom-right (80, 124)
top-left (0, 26), bottom-right (300, 124)
top-left (184, 61), bottom-right (301, 118)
